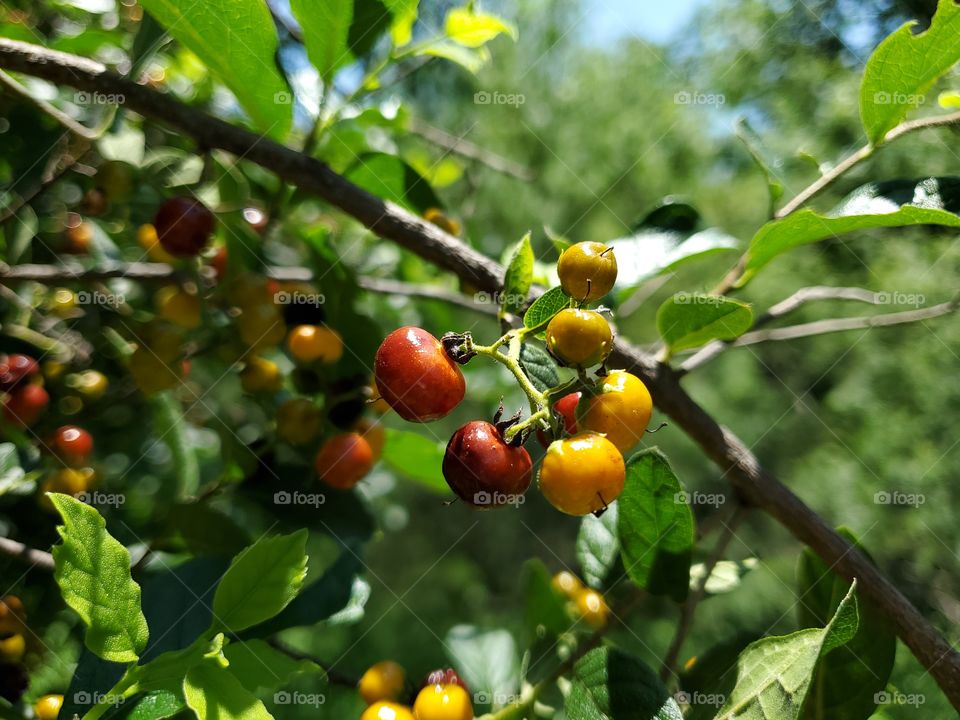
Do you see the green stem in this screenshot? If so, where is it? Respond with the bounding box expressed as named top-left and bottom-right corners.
top-left (471, 330), bottom-right (546, 414)
top-left (81, 666), bottom-right (139, 720)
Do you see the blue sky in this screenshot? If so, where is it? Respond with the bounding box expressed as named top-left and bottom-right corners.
top-left (583, 0), bottom-right (707, 44)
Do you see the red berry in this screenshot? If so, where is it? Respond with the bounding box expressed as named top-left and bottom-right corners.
top-left (0, 355), bottom-right (39, 391)
top-left (52, 425), bottom-right (93, 465)
top-left (538, 392), bottom-right (581, 447)
top-left (315, 432), bottom-right (374, 489)
top-left (442, 421), bottom-right (532, 508)
top-left (3, 384), bottom-right (49, 427)
top-left (422, 669), bottom-right (469, 694)
top-left (374, 327), bottom-right (465, 422)
top-left (154, 197), bottom-right (215, 257)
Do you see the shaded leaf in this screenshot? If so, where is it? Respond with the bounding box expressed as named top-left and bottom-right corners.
top-left (382, 429), bottom-right (448, 493)
top-left (223, 639), bottom-right (321, 693)
top-left (445, 626), bottom-right (520, 705)
top-left (345, 152), bottom-right (442, 214)
top-left (656, 294), bottom-right (752, 355)
top-left (519, 344), bottom-right (560, 393)
top-left (523, 287), bottom-right (571, 333)
top-left (577, 502), bottom-right (620, 589)
top-left (183, 660), bottom-right (272, 720)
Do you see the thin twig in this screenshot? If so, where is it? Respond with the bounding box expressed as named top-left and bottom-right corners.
top-left (407, 117), bottom-right (535, 181)
top-left (357, 276), bottom-right (498, 315)
top-left (0, 69), bottom-right (102, 140)
top-left (0, 536), bottom-right (55, 571)
top-left (0, 261), bottom-right (312, 284)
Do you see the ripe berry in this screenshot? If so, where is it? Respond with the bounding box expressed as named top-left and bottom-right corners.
top-left (0, 596), bottom-right (25, 636)
top-left (0, 354), bottom-right (39, 390)
top-left (62, 213), bottom-right (93, 254)
top-left (240, 356), bottom-right (282, 393)
top-left (580, 370), bottom-right (652, 453)
top-left (412, 683), bottom-right (473, 720)
top-left (574, 588), bottom-right (610, 628)
top-left (538, 392), bottom-right (581, 447)
top-left (443, 421), bottom-right (532, 508)
top-left (276, 398), bottom-right (322, 445)
top-left (315, 432), bottom-right (374, 489)
top-left (422, 669), bottom-right (469, 694)
top-left (40, 468), bottom-right (95, 511)
top-left (374, 328), bottom-right (465, 422)
top-left (286, 325), bottom-right (343, 364)
top-left (359, 661), bottom-right (406, 705)
top-left (545, 309), bottom-right (613, 367)
top-left (538, 433), bottom-right (625, 515)
top-left (355, 419), bottom-right (386, 461)
top-left (557, 241), bottom-right (618, 300)
top-left (550, 570), bottom-right (583, 598)
top-left (237, 303), bottom-right (286, 350)
top-left (51, 425), bottom-right (93, 466)
top-left (154, 197), bottom-right (215, 257)
top-left (137, 223), bottom-right (177, 263)
top-left (155, 286), bottom-right (202, 329)
top-left (361, 702), bottom-right (415, 720)
top-left (0, 633), bottom-right (25, 663)
top-left (3, 384), bottom-right (49, 427)
top-left (33, 695), bottom-right (64, 720)
top-left (50, 288), bottom-right (77, 317)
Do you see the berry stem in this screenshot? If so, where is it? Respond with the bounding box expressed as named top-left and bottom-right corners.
top-left (470, 330), bottom-right (547, 415)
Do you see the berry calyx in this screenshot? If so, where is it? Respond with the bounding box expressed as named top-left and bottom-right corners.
top-left (413, 683), bottom-right (474, 720)
top-left (374, 328), bottom-right (465, 422)
top-left (579, 370), bottom-right (652, 452)
top-left (153, 197), bottom-right (215, 257)
top-left (545, 309), bottom-right (613, 367)
top-left (3, 384), bottom-right (49, 427)
top-left (442, 421), bottom-right (532, 508)
top-left (33, 695), bottom-right (64, 720)
top-left (286, 324), bottom-right (344, 364)
top-left (314, 432), bottom-right (374, 489)
top-left (557, 241), bottom-right (618, 301)
top-left (359, 661), bottom-right (406, 705)
top-left (422, 669), bottom-right (469, 694)
top-left (538, 433), bottom-right (625, 516)
top-left (51, 425), bottom-right (94, 466)
top-left (361, 702), bottom-right (415, 720)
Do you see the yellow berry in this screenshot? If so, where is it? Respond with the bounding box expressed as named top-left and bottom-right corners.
top-left (574, 588), bottom-right (609, 627)
top-left (361, 702), bottom-right (416, 720)
top-left (33, 695), bottom-right (64, 720)
top-left (0, 633), bottom-right (25, 663)
top-left (412, 683), bottom-right (473, 720)
top-left (550, 571), bottom-right (583, 598)
top-left (359, 660), bottom-right (406, 705)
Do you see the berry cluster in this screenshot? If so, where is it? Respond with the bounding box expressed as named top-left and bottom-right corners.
top-left (0, 595), bottom-right (59, 713)
top-left (373, 242), bottom-right (654, 515)
top-left (358, 661), bottom-right (473, 720)
top-left (550, 571), bottom-right (610, 628)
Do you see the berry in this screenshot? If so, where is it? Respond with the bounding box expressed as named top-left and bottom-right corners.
top-left (137, 223), bottom-right (178, 263)
top-left (33, 695), bottom-right (64, 720)
top-left (210, 246), bottom-right (228, 280)
top-left (550, 570), bottom-right (583, 598)
top-left (0, 354), bottom-right (39, 390)
top-left (50, 288), bottom-right (77, 317)
top-left (237, 303), bottom-right (285, 350)
top-left (155, 286), bottom-right (202, 329)
top-left (374, 328), bottom-right (465, 422)
top-left (74, 370), bottom-right (108, 401)
top-left (361, 702), bottom-right (415, 720)
top-left (412, 683), bottom-right (473, 720)
top-left (442, 421), bottom-right (532, 508)
top-left (3, 384), bottom-right (49, 427)
top-left (0, 633), bottom-right (25, 663)
top-left (579, 370), bottom-right (652, 453)
top-left (359, 661), bottom-right (406, 705)
top-left (546, 309), bottom-right (613, 368)
top-left (154, 197), bottom-right (215, 257)
top-left (557, 241), bottom-right (618, 301)
top-left (314, 432), bottom-right (374, 489)
top-left (538, 433), bottom-right (625, 516)
top-left (355, 419), bottom-right (386, 461)
top-left (51, 425), bottom-right (93, 466)
top-left (0, 596), bottom-right (25, 636)
top-left (40, 467), bottom-right (95, 504)
top-left (538, 392), bottom-right (581, 446)
top-left (129, 346), bottom-right (183, 395)
top-left (422, 669), bottom-right (469, 694)
top-left (574, 588), bottom-right (610, 627)
top-left (275, 398), bottom-right (322, 445)
top-left (240, 356), bottom-right (282, 393)
top-left (243, 206), bottom-right (269, 233)
top-left (63, 214), bottom-right (93, 254)
top-left (287, 325), bottom-right (343, 364)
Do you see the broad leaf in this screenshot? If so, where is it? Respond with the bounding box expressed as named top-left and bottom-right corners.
top-left (445, 625), bottom-right (520, 706)
top-left (715, 583), bottom-right (860, 720)
top-left (212, 531), bottom-right (308, 633)
top-left (522, 559), bottom-right (570, 640)
top-left (183, 660), bottom-right (273, 720)
top-left (679, 633), bottom-right (762, 720)
top-left (519, 343), bottom-right (560, 393)
top-left (577, 502), bottom-right (620, 589)
top-left (656, 295), bottom-right (752, 355)
top-left (860, 0), bottom-right (960, 144)
top-left (501, 232), bottom-right (534, 317)
top-left (291, 0), bottom-right (353, 81)
top-left (50, 494), bottom-right (149, 663)
top-left (382, 428), bottom-right (448, 493)
top-left (345, 152), bottom-right (442, 214)
top-left (138, 0), bottom-right (291, 138)
top-left (116, 691), bottom-right (183, 720)
top-left (444, 6), bottom-right (517, 48)
top-left (523, 287), bottom-right (571, 332)
top-left (566, 647), bottom-right (683, 720)
top-left (224, 639), bottom-right (321, 693)
top-left (617, 450), bottom-right (695, 602)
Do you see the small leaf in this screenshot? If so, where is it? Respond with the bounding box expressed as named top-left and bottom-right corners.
top-left (212, 531), bottom-right (308, 633)
top-left (50, 494), bottom-right (149, 663)
top-left (577, 502), bottom-right (620, 589)
top-left (519, 344), bottom-right (560, 393)
top-left (860, 0), bottom-right (960, 144)
top-left (523, 287), bottom-right (572, 333)
top-left (345, 152), bottom-right (442, 214)
top-left (382, 429), bottom-right (448, 493)
top-left (291, 0), bottom-right (353, 81)
top-left (444, 6), bottom-right (518, 48)
top-left (501, 232), bottom-right (534, 317)
top-left (656, 295), bottom-right (752, 354)
top-left (445, 626), bottom-right (520, 706)
top-left (617, 450), bottom-right (695, 602)
top-left (566, 646), bottom-right (683, 720)
top-left (183, 660), bottom-right (273, 720)
top-left (224, 639), bottom-right (321, 693)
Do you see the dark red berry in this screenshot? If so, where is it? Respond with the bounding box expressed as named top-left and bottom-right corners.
top-left (0, 355), bottom-right (40, 391)
top-left (3, 384), bottom-right (49, 427)
top-left (154, 197), bottom-right (215, 257)
top-left (52, 425), bottom-right (94, 465)
top-left (442, 421), bottom-right (532, 508)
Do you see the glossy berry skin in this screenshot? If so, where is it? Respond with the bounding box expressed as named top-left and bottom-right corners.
top-left (375, 328), bottom-right (465, 422)
top-left (422, 669), bottom-right (469, 694)
top-left (3, 384), bottom-right (49, 427)
top-left (287, 325), bottom-right (343, 364)
top-left (579, 371), bottom-right (652, 453)
top-left (545, 309), bottom-right (613, 367)
top-left (0, 354), bottom-right (39, 390)
top-left (63, 215), bottom-right (93, 255)
top-left (240, 356), bottom-right (282, 393)
top-left (314, 432), bottom-right (374, 489)
top-left (574, 588), bottom-right (610, 628)
top-left (359, 661), bottom-right (406, 705)
top-left (536, 393), bottom-right (580, 446)
top-left (33, 695), bottom-right (64, 720)
top-left (52, 426), bottom-right (94, 466)
top-left (153, 197), bottom-right (215, 257)
top-left (538, 433), bottom-right (625, 516)
top-left (276, 399), bottom-right (322, 445)
top-left (361, 702), bottom-right (415, 720)
top-left (557, 241), bottom-right (618, 300)
top-left (443, 421), bottom-right (532, 508)
top-left (550, 570), bottom-right (583, 598)
top-left (413, 683), bottom-right (473, 720)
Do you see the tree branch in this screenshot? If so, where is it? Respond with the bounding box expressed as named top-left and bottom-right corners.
top-left (0, 261), bottom-right (311, 284)
top-left (0, 536), bottom-right (55, 571)
top-left (3, 38), bottom-right (960, 709)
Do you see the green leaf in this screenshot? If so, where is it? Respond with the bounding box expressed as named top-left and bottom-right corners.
top-left (383, 0), bottom-right (418, 46)
top-left (150, 393), bottom-right (200, 497)
top-left (291, 0), bottom-right (353, 81)
top-left (223, 639), bottom-right (321, 693)
top-left (860, 0), bottom-right (960, 145)
top-left (212, 531), bottom-right (309, 633)
top-left (689, 558), bottom-right (758, 596)
top-left (444, 6), bottom-right (518, 48)
top-left (347, 0), bottom-right (392, 59)
top-left (445, 625), bottom-right (520, 706)
top-left (345, 152), bottom-right (442, 214)
top-left (50, 494), bottom-right (149, 663)
top-left (736, 118), bottom-right (784, 206)
top-left (166, 503), bottom-right (251, 558)
top-left (382, 428), bottom-right (448, 493)
top-left (0, 442), bottom-right (29, 496)
top-left (138, 0), bottom-right (291, 138)
top-left (501, 232), bottom-right (534, 317)
top-left (797, 530), bottom-right (895, 720)
top-left (183, 660), bottom-right (273, 720)
top-left (715, 582), bottom-right (860, 720)
top-left (519, 344), bottom-right (560, 393)
top-left (617, 450), bottom-right (695, 602)
top-left (656, 295), bottom-right (753, 355)
top-left (522, 559), bottom-right (570, 640)
top-left (566, 647), bottom-right (683, 720)
top-left (577, 502), bottom-right (620, 589)
top-left (414, 41), bottom-right (491, 74)
top-left (523, 287), bottom-right (572, 333)
top-left (679, 633), bottom-right (761, 720)
top-left (116, 691), bottom-right (183, 720)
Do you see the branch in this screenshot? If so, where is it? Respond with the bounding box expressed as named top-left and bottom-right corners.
top-left (0, 536), bottom-right (55, 571)
top-left (357, 277), bottom-right (498, 315)
top-left (4, 38), bottom-right (960, 709)
top-left (0, 261), bottom-right (312, 284)
top-left (406, 117), bottom-right (535, 181)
